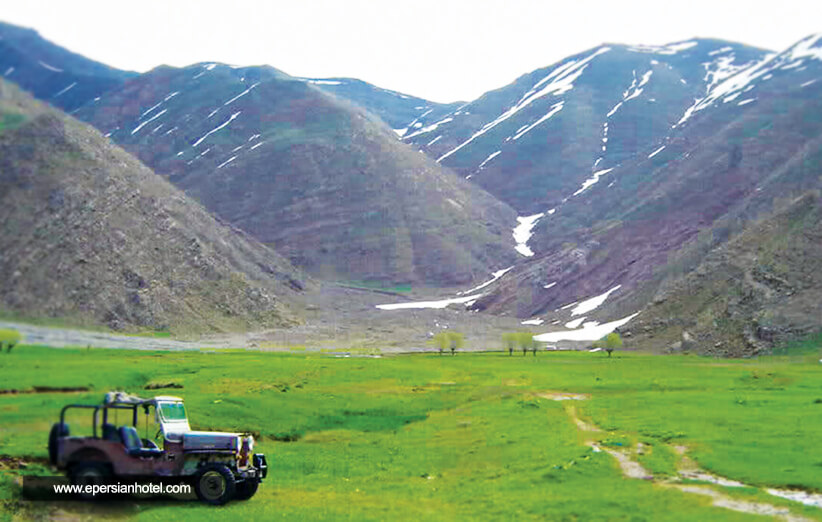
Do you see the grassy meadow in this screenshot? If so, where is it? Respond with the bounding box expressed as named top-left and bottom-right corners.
top-left (1, 343), bottom-right (821, 520)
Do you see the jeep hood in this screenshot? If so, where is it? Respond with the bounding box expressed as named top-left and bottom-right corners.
top-left (178, 431), bottom-right (240, 451)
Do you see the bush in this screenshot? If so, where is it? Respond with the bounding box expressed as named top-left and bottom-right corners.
top-left (0, 328), bottom-right (22, 353)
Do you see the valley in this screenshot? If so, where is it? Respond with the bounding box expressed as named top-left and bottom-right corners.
top-left (1, 14), bottom-right (822, 519)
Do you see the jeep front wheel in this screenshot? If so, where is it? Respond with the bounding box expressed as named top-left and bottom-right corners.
top-left (193, 464), bottom-right (236, 505)
top-left (234, 479), bottom-right (259, 500)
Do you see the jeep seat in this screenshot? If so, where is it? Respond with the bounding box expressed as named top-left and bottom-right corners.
top-left (119, 426), bottom-right (164, 458)
top-left (102, 423), bottom-right (120, 442)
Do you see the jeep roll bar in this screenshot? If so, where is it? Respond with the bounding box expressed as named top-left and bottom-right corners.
top-left (59, 403), bottom-right (141, 439)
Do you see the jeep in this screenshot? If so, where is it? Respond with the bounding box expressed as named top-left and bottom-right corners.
top-left (48, 391), bottom-right (267, 505)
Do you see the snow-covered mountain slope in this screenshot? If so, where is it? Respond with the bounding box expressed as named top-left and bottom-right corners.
top-left (74, 63), bottom-right (519, 286)
top-left (398, 39), bottom-right (767, 216)
top-left (471, 34), bottom-right (822, 354)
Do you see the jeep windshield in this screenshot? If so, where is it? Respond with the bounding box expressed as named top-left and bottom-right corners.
top-left (158, 402), bottom-right (188, 422)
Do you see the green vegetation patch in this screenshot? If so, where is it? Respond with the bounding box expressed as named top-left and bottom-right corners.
top-left (0, 346), bottom-right (820, 520)
top-left (0, 111), bottom-right (25, 134)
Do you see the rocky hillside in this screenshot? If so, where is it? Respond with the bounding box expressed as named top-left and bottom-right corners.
top-left (0, 21), bottom-right (134, 112)
top-left (75, 64), bottom-right (518, 286)
top-left (626, 192), bottom-right (822, 357)
top-left (0, 79), bottom-right (308, 334)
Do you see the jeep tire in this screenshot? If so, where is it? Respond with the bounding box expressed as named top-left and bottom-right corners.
top-left (234, 479), bottom-right (259, 500)
top-left (69, 462), bottom-right (111, 500)
top-left (193, 464), bottom-right (236, 505)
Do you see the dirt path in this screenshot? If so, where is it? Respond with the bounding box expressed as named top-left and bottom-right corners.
top-left (0, 321), bottom-right (226, 351)
top-left (543, 392), bottom-right (818, 521)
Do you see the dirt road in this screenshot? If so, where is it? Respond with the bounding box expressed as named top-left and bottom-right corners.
top-left (0, 321), bottom-right (228, 351)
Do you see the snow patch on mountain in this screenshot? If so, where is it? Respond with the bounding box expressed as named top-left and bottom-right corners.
top-left (404, 117), bottom-right (454, 139)
top-left (54, 82), bottom-right (76, 97)
top-left (677, 35), bottom-right (822, 126)
top-left (192, 111), bottom-right (242, 147)
top-left (460, 266), bottom-right (514, 295)
top-left (535, 313), bottom-right (638, 343)
top-left (513, 213), bottom-right (545, 257)
top-left (512, 101), bottom-right (564, 140)
top-left (305, 79), bottom-right (343, 85)
top-left (223, 82), bottom-right (260, 106)
top-left (217, 156), bottom-right (237, 169)
top-left (131, 109), bottom-right (167, 135)
top-left (571, 285), bottom-right (621, 316)
top-left (627, 41), bottom-right (698, 55)
top-left (565, 317), bottom-right (587, 329)
top-left (376, 294), bottom-right (484, 310)
top-left (38, 60), bottom-right (63, 73)
top-left (478, 150), bottom-right (502, 169)
top-left (573, 168), bottom-right (614, 196)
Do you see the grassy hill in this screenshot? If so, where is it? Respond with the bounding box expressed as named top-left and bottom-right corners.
top-left (0, 79), bottom-right (308, 334)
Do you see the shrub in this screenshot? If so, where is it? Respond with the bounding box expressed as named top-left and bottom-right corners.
top-left (0, 328), bottom-right (22, 353)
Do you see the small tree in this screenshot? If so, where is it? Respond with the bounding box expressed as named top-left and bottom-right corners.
top-left (433, 332), bottom-right (449, 355)
top-left (517, 332), bottom-right (534, 356)
top-left (433, 331), bottom-right (464, 355)
top-left (502, 333), bottom-right (517, 356)
top-left (448, 332), bottom-right (465, 355)
top-left (604, 332), bottom-right (622, 357)
top-left (0, 329), bottom-right (22, 353)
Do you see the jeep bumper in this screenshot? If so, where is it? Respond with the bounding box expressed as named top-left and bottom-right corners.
top-left (252, 453), bottom-right (267, 480)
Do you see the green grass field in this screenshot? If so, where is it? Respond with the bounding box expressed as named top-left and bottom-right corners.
top-left (1, 344), bottom-right (821, 520)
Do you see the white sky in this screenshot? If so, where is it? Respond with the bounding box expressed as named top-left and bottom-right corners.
top-left (2, 0), bottom-right (820, 103)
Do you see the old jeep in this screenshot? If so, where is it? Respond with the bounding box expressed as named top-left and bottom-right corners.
top-left (48, 392), bottom-right (267, 504)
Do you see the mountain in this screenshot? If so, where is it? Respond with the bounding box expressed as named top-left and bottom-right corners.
top-left (0, 21), bottom-right (135, 112)
top-left (398, 39), bottom-right (768, 214)
top-left (469, 34), bottom-right (822, 355)
top-left (75, 63), bottom-right (519, 286)
top-left (298, 77), bottom-right (460, 132)
top-left (0, 78), bottom-right (308, 334)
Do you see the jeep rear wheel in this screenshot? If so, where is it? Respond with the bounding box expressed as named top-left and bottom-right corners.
top-left (69, 462), bottom-right (111, 500)
top-left (194, 464), bottom-right (236, 505)
top-left (234, 479), bottom-right (259, 501)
